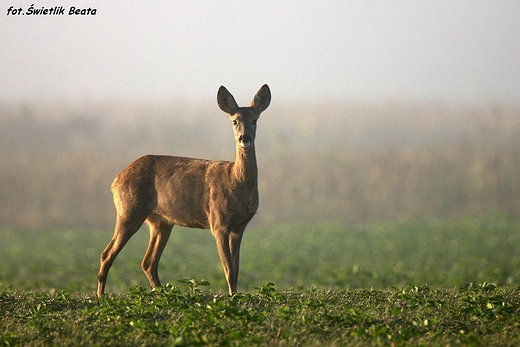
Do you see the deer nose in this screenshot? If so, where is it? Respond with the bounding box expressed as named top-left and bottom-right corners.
top-left (239, 135), bottom-right (252, 148)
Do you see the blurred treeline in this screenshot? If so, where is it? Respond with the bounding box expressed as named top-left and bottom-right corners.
top-left (1, 99), bottom-right (519, 229)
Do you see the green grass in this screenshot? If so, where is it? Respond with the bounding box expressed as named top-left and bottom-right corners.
top-left (2, 282), bottom-right (520, 346)
top-left (1, 216), bottom-right (520, 345)
top-left (1, 216), bottom-right (519, 292)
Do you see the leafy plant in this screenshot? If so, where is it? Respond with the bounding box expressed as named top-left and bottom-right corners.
top-left (4, 283), bottom-right (520, 346)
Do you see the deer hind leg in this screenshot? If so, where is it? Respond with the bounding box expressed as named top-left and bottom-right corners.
top-left (142, 215), bottom-right (173, 289)
top-left (97, 212), bottom-right (147, 297)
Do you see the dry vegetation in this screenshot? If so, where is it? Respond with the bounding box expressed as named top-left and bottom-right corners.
top-left (1, 99), bottom-right (519, 229)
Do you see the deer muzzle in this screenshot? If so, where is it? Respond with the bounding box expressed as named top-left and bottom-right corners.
top-left (239, 135), bottom-right (252, 148)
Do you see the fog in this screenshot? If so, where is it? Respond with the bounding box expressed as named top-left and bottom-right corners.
top-left (1, 1), bottom-right (519, 103)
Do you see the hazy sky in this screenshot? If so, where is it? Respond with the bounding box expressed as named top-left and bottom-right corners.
top-left (1, 1), bottom-right (519, 103)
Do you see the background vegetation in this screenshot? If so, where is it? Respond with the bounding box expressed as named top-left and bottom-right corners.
top-left (1, 217), bottom-right (519, 293)
top-left (1, 99), bottom-right (519, 229)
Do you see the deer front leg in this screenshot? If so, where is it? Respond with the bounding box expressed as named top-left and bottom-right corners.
top-left (229, 230), bottom-right (243, 294)
top-left (213, 228), bottom-right (237, 295)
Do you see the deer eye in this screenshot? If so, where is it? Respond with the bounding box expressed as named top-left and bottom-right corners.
top-left (232, 120), bottom-right (238, 126)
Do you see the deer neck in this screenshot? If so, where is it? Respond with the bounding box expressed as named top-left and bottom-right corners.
top-left (232, 144), bottom-right (258, 188)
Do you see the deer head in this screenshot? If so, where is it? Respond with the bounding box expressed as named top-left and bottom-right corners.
top-left (217, 84), bottom-right (271, 148)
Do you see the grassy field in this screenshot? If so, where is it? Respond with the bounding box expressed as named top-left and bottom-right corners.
top-left (2, 216), bottom-right (520, 293)
top-left (1, 216), bottom-right (520, 345)
top-left (2, 282), bottom-right (520, 346)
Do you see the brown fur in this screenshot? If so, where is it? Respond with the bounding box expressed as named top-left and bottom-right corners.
top-left (97, 85), bottom-right (271, 296)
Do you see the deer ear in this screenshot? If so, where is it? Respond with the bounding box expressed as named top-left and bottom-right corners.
top-left (251, 84), bottom-right (271, 113)
top-left (217, 86), bottom-right (239, 115)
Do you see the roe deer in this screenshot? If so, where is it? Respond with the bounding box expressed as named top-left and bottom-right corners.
top-left (97, 84), bottom-right (271, 296)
